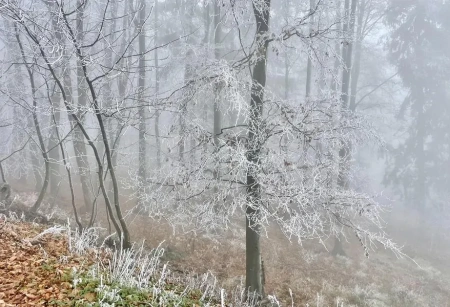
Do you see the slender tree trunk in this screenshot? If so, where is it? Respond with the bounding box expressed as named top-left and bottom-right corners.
top-left (246, 0), bottom-right (271, 298)
top-left (0, 163), bottom-right (5, 183)
top-left (341, 0), bottom-right (350, 74)
top-left (333, 0), bottom-right (358, 257)
top-left (15, 28), bottom-right (50, 212)
top-left (9, 55), bottom-right (28, 186)
top-left (213, 1), bottom-right (222, 187)
top-left (338, 0), bottom-right (358, 185)
top-left (340, 0), bottom-right (357, 110)
top-left (187, 3), bottom-right (197, 169)
top-left (28, 117), bottom-right (43, 192)
top-left (59, 3), bottom-right (131, 248)
top-left (305, 0), bottom-right (315, 98)
top-left (338, 0), bottom-right (357, 185)
top-left (106, 1), bottom-right (131, 204)
top-left (47, 86), bottom-right (61, 204)
top-left (75, 0), bottom-right (94, 212)
top-left (415, 89), bottom-right (426, 212)
top-left (75, 46), bottom-right (132, 250)
top-left (99, 0), bottom-right (120, 213)
top-left (349, 0), bottom-right (365, 111)
top-left (178, 2), bottom-right (186, 163)
top-left (282, 1), bottom-right (290, 154)
top-left (179, 1), bottom-right (193, 164)
top-left (331, 0), bottom-right (342, 92)
top-left (154, 0), bottom-right (161, 170)
top-left (137, 0), bottom-right (148, 202)
top-left (15, 57), bottom-right (42, 191)
top-left (51, 110), bottom-right (83, 232)
top-left (44, 0), bottom-right (92, 211)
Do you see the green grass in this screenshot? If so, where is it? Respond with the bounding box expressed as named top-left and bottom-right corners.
top-left (48, 268), bottom-right (220, 307)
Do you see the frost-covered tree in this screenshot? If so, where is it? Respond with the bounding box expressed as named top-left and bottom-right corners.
top-left (132, 0), bottom-right (402, 299)
top-left (0, 0), bottom-right (161, 248)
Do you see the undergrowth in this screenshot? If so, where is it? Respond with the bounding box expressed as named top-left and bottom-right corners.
top-left (48, 222), bottom-right (278, 307)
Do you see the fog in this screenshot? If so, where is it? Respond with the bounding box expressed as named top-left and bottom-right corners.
top-left (0, 0), bottom-right (449, 305)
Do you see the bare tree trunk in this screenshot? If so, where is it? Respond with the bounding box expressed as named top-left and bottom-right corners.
top-left (69, 31), bottom-right (132, 250)
top-left (97, 1), bottom-right (117, 188)
top-left (179, 1), bottom-right (193, 164)
top-left (333, 0), bottom-right (358, 257)
top-left (349, 0), bottom-right (365, 111)
top-left (16, 57), bottom-right (42, 191)
top-left (137, 0), bottom-right (148, 202)
top-left (154, 0), bottom-right (161, 170)
top-left (305, 0), bottom-right (315, 98)
top-left (47, 85), bottom-right (61, 204)
top-left (0, 163), bottom-right (5, 183)
top-left (340, 0), bottom-right (357, 110)
top-left (282, 0), bottom-right (290, 154)
top-left (415, 88), bottom-right (426, 212)
top-left (246, 0), bottom-right (271, 298)
top-left (28, 117), bottom-right (43, 192)
top-left (187, 3), bottom-right (197, 168)
top-left (213, 1), bottom-right (222, 188)
top-left (75, 0), bottom-right (94, 212)
top-left (51, 110), bottom-right (83, 232)
top-left (331, 0), bottom-right (342, 92)
top-left (12, 94), bottom-right (28, 186)
top-left (15, 28), bottom-right (50, 213)
top-left (106, 1), bottom-right (132, 204)
top-left (338, 0), bottom-right (358, 187)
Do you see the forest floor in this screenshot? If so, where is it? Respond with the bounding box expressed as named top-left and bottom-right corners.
top-left (0, 217), bottom-right (227, 306)
top-left (125, 208), bottom-right (450, 306)
top-left (0, 220), bottom-right (92, 306)
top-left (1, 189), bottom-right (450, 306)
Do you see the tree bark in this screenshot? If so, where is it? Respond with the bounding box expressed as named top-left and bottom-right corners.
top-left (137, 0), bottom-right (148, 208)
top-left (340, 0), bottom-right (357, 110)
top-left (179, 1), bottom-right (194, 165)
top-left (154, 0), bottom-right (161, 170)
top-left (51, 110), bottom-right (83, 232)
top-left (246, 0), bottom-right (271, 298)
top-left (47, 85), bottom-right (62, 204)
top-left (28, 117), bottom-right (44, 192)
top-left (305, 0), bottom-right (315, 98)
top-left (334, 0), bottom-right (358, 257)
top-left (179, 2), bottom-right (187, 163)
top-left (349, 0), bottom-right (365, 111)
top-left (213, 1), bottom-right (222, 187)
top-left (331, 0), bottom-right (342, 92)
top-left (74, 0), bottom-right (94, 212)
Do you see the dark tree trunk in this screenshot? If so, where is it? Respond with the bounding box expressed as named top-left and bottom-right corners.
top-left (213, 0), bottom-right (222, 188)
top-left (75, 0), bottom-right (94, 212)
top-left (15, 28), bottom-right (50, 213)
top-left (246, 0), bottom-right (271, 298)
top-left (305, 0), bottom-right (315, 98)
top-left (47, 87), bottom-right (62, 204)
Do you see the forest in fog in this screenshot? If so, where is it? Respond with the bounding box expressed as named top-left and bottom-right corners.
top-left (0, 0), bottom-right (449, 305)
